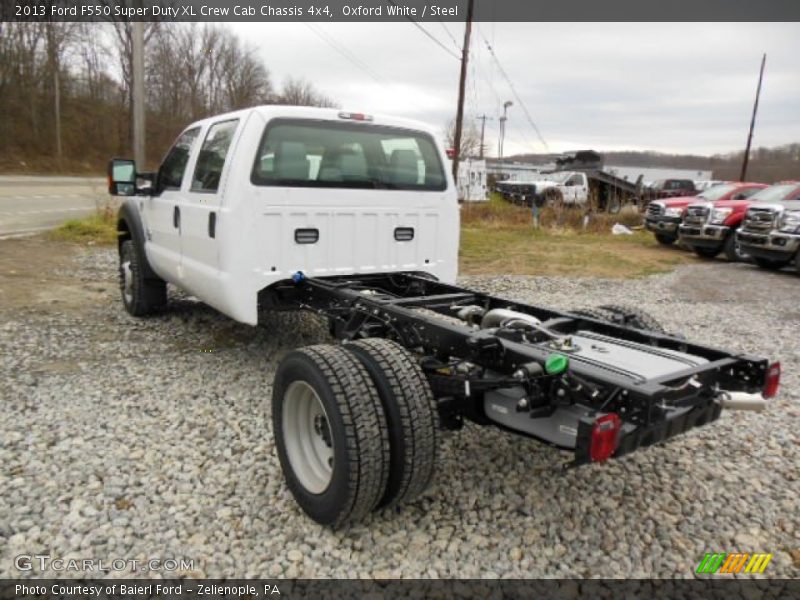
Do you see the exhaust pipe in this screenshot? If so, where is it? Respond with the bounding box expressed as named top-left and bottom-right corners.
top-left (718, 392), bottom-right (767, 412)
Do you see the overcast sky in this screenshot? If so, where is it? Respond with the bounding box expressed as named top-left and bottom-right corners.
top-left (231, 22), bottom-right (799, 157)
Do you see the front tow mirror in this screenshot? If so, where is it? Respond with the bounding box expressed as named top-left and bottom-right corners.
top-left (107, 158), bottom-right (137, 196)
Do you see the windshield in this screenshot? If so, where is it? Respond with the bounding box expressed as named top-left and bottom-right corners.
top-left (251, 119), bottom-right (446, 191)
top-left (698, 183), bottom-right (739, 201)
top-left (546, 172), bottom-right (571, 184)
top-left (749, 184), bottom-right (798, 203)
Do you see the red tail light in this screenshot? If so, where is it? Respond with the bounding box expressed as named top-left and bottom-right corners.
top-left (446, 148), bottom-right (456, 159)
top-left (763, 362), bottom-right (781, 399)
top-left (590, 413), bottom-right (621, 462)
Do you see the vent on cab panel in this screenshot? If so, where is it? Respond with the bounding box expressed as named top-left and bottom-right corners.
top-left (294, 228), bottom-right (319, 244)
top-left (394, 227), bottom-right (414, 242)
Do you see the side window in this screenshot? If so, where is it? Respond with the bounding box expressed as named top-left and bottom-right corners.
top-left (191, 119), bottom-right (239, 193)
top-left (567, 174), bottom-right (583, 186)
top-left (159, 128), bottom-right (200, 190)
top-left (739, 187), bottom-right (762, 199)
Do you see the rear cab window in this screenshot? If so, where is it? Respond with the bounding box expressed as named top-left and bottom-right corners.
top-left (250, 119), bottom-right (446, 191)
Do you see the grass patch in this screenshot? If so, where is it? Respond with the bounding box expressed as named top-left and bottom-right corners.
top-left (49, 204), bottom-right (117, 245)
top-left (459, 194), bottom-right (696, 278)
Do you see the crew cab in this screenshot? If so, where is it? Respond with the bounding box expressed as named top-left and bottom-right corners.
top-left (645, 182), bottom-right (766, 246)
top-left (678, 183), bottom-right (774, 261)
top-left (107, 106), bottom-right (779, 527)
top-left (736, 182), bottom-right (800, 272)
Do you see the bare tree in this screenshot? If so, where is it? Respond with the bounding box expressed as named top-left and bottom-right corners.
top-left (278, 77), bottom-right (337, 108)
top-left (445, 117), bottom-right (481, 159)
top-left (0, 21), bottom-right (337, 172)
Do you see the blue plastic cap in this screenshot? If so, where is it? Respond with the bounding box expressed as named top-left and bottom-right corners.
top-left (292, 271), bottom-right (306, 284)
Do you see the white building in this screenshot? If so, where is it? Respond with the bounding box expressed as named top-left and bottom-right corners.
top-left (456, 158), bottom-right (489, 202)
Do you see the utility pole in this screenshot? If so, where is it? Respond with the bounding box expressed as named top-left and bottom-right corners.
top-left (476, 114), bottom-right (492, 159)
top-left (498, 100), bottom-right (513, 162)
top-left (739, 53), bottom-right (766, 182)
top-left (451, 0), bottom-right (474, 182)
top-left (132, 19), bottom-right (146, 167)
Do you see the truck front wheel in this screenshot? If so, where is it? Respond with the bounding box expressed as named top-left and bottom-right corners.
top-left (272, 345), bottom-right (390, 527)
top-left (119, 239), bottom-right (166, 316)
top-left (691, 245), bottom-right (722, 259)
top-left (753, 257), bottom-right (789, 270)
top-left (723, 231), bottom-right (745, 262)
top-left (571, 305), bottom-right (665, 333)
top-left (346, 339), bottom-right (439, 508)
top-left (654, 233), bottom-right (676, 246)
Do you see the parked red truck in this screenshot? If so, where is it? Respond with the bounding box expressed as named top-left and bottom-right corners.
top-left (645, 182), bottom-right (766, 246)
top-left (677, 184), bottom-right (790, 261)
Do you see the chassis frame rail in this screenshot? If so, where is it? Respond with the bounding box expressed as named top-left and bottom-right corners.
top-left (262, 272), bottom-right (768, 462)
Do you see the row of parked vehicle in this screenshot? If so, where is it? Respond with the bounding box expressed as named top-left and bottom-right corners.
top-left (644, 180), bottom-right (800, 272)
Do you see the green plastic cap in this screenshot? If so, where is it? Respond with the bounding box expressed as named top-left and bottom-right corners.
top-left (545, 353), bottom-right (569, 375)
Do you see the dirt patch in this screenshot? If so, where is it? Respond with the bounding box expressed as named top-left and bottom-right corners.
top-left (0, 236), bottom-right (114, 313)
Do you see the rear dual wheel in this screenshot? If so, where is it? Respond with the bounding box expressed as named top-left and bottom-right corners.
top-left (272, 340), bottom-right (437, 527)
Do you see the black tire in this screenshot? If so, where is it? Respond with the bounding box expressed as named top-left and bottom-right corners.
top-left (119, 239), bottom-right (166, 316)
top-left (271, 345), bottom-right (390, 527)
top-left (569, 307), bottom-right (617, 322)
top-left (796, 252), bottom-right (800, 275)
top-left (691, 245), bottom-right (722, 259)
top-left (345, 339), bottom-right (438, 508)
top-left (544, 188), bottom-right (564, 207)
top-left (655, 233), bottom-right (676, 246)
top-left (572, 305), bottom-right (665, 333)
top-left (723, 231), bottom-right (744, 262)
top-left (753, 257), bottom-right (790, 270)
top-left (598, 304), bottom-right (666, 333)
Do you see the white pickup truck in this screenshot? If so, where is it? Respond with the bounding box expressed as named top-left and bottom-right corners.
top-left (109, 106), bottom-right (778, 527)
top-left (498, 171), bottom-right (589, 207)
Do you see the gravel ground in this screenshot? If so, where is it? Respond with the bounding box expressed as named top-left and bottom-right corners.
top-left (1, 244), bottom-right (798, 579)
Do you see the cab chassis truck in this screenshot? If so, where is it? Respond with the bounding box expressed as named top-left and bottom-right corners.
top-left (108, 106), bottom-right (780, 527)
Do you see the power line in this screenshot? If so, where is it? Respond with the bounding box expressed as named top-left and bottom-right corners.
top-left (437, 19), bottom-right (461, 52)
top-left (304, 23), bottom-right (387, 86)
top-left (303, 23), bottom-right (430, 113)
top-left (478, 28), bottom-right (549, 152)
top-left (386, 0), bottom-right (461, 61)
top-left (471, 42), bottom-right (540, 155)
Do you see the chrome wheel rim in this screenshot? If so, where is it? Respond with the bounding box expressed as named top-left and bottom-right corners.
top-left (121, 260), bottom-right (134, 304)
top-left (282, 381), bottom-right (334, 494)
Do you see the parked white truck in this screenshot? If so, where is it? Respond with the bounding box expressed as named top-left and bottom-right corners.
top-left (109, 106), bottom-right (778, 527)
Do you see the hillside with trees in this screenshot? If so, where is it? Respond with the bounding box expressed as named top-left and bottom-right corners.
top-left (507, 144), bottom-right (800, 183)
top-left (0, 22), bottom-right (336, 173)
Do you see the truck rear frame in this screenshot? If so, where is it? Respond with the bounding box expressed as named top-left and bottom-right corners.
top-left (262, 271), bottom-right (775, 466)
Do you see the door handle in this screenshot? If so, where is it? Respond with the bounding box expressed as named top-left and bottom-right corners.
top-left (208, 212), bottom-right (216, 239)
top-left (394, 227), bottom-right (414, 241)
top-left (173, 206), bottom-right (180, 229)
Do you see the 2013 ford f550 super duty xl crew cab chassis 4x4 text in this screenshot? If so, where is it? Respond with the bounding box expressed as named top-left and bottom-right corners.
top-left (108, 106), bottom-right (780, 527)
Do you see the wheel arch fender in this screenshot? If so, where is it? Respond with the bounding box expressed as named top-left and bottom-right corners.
top-left (117, 199), bottom-right (159, 280)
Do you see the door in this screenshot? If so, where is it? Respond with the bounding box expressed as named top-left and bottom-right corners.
top-left (143, 127), bottom-right (200, 282)
top-left (181, 118), bottom-right (240, 302)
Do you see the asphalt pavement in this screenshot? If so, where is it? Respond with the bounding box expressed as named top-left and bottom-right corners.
top-left (0, 175), bottom-right (109, 237)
